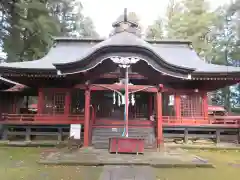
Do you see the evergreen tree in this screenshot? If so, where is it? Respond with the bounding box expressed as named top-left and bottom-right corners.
top-left (1, 0), bottom-right (60, 62)
top-left (165, 0), bottom-right (216, 58)
top-left (0, 0), bottom-right (99, 62)
top-left (47, 0), bottom-right (98, 38)
top-left (145, 18), bottom-right (164, 39)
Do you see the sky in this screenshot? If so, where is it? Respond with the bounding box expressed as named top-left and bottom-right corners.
top-left (81, 0), bottom-right (232, 37)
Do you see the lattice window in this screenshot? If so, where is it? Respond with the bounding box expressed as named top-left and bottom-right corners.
top-left (43, 91), bottom-right (65, 114)
top-left (70, 90), bottom-right (84, 114)
top-left (180, 94), bottom-right (203, 117)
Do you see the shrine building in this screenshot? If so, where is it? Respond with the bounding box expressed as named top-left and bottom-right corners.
top-left (0, 12), bottom-right (239, 148)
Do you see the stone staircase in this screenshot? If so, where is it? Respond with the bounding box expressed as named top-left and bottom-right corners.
top-left (91, 127), bottom-right (156, 149)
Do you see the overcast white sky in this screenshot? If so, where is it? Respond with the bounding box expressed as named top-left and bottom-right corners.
top-left (81, 0), bottom-right (232, 37)
top-left (0, 0), bottom-right (233, 58)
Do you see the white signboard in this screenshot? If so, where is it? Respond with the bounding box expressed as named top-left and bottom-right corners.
top-left (70, 124), bottom-right (82, 139)
top-left (168, 95), bottom-right (175, 106)
top-left (112, 128), bottom-right (118, 132)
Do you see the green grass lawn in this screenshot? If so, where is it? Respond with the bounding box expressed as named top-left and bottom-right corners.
top-left (0, 147), bottom-right (102, 180)
top-left (155, 149), bottom-right (240, 180)
top-left (0, 147), bottom-right (240, 180)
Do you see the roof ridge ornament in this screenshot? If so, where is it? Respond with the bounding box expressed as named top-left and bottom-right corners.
top-left (111, 8), bottom-right (141, 37)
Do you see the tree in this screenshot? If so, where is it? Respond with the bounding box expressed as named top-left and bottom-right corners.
top-left (145, 18), bottom-right (164, 39)
top-left (165, 0), bottom-right (216, 58)
top-left (0, 0), bottom-right (99, 62)
top-left (207, 5), bottom-right (240, 110)
top-left (47, 0), bottom-right (98, 38)
top-left (79, 16), bottom-right (99, 38)
top-left (0, 0), bottom-right (60, 62)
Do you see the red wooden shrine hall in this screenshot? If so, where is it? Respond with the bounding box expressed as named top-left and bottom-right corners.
top-left (0, 11), bottom-right (240, 149)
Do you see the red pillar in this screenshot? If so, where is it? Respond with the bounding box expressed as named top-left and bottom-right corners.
top-left (202, 92), bottom-right (208, 120)
top-left (64, 91), bottom-right (71, 115)
top-left (84, 88), bottom-right (91, 147)
top-left (156, 90), bottom-right (163, 147)
top-left (37, 88), bottom-right (44, 114)
top-left (174, 93), bottom-right (181, 118)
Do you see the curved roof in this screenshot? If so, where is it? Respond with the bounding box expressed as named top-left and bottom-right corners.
top-left (0, 30), bottom-right (239, 76)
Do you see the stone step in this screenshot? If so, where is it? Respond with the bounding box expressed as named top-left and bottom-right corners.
top-left (93, 142), bottom-right (155, 149)
top-left (92, 127), bottom-right (156, 149)
top-left (93, 128), bottom-right (155, 133)
top-left (92, 130), bottom-right (155, 134)
top-left (92, 135), bottom-right (154, 142)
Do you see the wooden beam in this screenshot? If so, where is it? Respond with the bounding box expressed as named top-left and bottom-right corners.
top-left (90, 84), bottom-right (158, 92)
top-left (99, 73), bottom-right (147, 80)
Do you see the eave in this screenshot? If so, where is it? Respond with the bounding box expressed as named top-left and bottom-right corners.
top-left (0, 67), bottom-right (57, 76)
top-left (54, 46), bottom-right (194, 76)
top-left (0, 76), bottom-right (27, 91)
top-left (192, 71), bottom-right (240, 80)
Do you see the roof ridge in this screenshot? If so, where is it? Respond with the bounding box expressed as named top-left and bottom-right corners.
top-left (54, 36), bottom-right (191, 45)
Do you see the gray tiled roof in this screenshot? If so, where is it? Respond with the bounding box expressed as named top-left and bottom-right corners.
top-left (0, 31), bottom-right (240, 74)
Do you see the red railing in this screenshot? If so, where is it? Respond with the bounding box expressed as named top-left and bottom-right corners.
top-left (1, 113), bottom-right (84, 124)
top-left (1, 113), bottom-right (240, 127)
top-left (93, 118), bottom-right (153, 127)
top-left (163, 116), bottom-right (240, 126)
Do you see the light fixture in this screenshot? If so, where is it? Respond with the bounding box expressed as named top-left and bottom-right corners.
top-left (194, 89), bottom-right (199, 93)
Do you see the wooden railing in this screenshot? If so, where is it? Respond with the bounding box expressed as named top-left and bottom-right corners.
top-left (93, 118), bottom-right (153, 127)
top-left (1, 113), bottom-right (85, 124)
top-left (163, 116), bottom-right (240, 126)
top-left (1, 113), bottom-right (240, 126)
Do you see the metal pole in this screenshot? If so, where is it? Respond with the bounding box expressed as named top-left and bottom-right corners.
top-left (125, 66), bottom-right (129, 137)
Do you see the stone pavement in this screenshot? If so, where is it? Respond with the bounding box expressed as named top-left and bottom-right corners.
top-left (98, 166), bottom-right (155, 180)
top-left (38, 147), bottom-right (213, 168)
top-left (166, 142), bottom-right (240, 150)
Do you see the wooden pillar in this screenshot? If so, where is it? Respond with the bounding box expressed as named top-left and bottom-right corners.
top-left (37, 88), bottom-right (44, 114)
top-left (238, 126), bottom-right (240, 144)
top-left (202, 92), bottom-right (208, 120)
top-left (58, 128), bottom-right (63, 141)
top-left (92, 105), bottom-right (96, 124)
top-left (12, 95), bottom-right (16, 113)
top-left (216, 129), bottom-right (220, 144)
top-left (148, 94), bottom-right (153, 119)
top-left (64, 91), bottom-right (71, 115)
top-left (156, 90), bottom-right (163, 147)
top-left (25, 96), bottom-right (29, 108)
top-left (25, 127), bottom-right (31, 141)
top-left (184, 128), bottom-right (188, 144)
top-left (174, 93), bottom-right (181, 118)
top-left (84, 88), bottom-right (91, 147)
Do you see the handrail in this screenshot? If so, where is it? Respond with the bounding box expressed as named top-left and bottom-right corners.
top-left (162, 116), bottom-right (240, 125)
top-left (1, 113), bottom-right (85, 122)
top-left (1, 113), bottom-right (240, 126)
